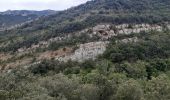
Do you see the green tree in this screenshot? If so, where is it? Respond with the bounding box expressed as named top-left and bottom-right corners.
top-left (115, 79), bottom-right (144, 100)
top-left (145, 74), bottom-right (170, 100)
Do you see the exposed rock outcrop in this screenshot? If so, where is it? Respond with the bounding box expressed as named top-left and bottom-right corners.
top-left (87, 24), bottom-right (163, 39)
top-left (116, 37), bottom-right (138, 43)
top-left (56, 41), bottom-right (109, 62)
top-left (13, 23), bottom-right (170, 63)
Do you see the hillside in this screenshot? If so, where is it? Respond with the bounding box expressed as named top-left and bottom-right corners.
top-left (1, 0), bottom-right (170, 53)
top-left (0, 0), bottom-right (170, 100)
top-left (0, 10), bottom-right (56, 16)
top-left (0, 10), bottom-right (56, 30)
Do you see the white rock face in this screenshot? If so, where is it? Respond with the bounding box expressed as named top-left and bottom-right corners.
top-left (15, 23), bottom-right (170, 62)
top-left (83, 23), bottom-right (165, 39)
top-left (16, 23), bottom-right (169, 53)
top-left (56, 41), bottom-right (109, 62)
top-left (116, 37), bottom-right (138, 43)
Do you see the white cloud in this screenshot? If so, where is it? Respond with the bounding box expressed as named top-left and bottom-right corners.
top-left (0, 0), bottom-right (91, 11)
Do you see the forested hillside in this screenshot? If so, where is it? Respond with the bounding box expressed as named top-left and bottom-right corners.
top-left (1, 0), bottom-right (170, 53)
top-left (0, 0), bottom-right (170, 100)
top-left (0, 10), bottom-right (56, 16)
top-left (0, 10), bottom-right (56, 29)
top-left (1, 27), bottom-right (170, 100)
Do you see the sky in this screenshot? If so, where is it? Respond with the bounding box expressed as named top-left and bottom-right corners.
top-left (0, 0), bottom-right (91, 11)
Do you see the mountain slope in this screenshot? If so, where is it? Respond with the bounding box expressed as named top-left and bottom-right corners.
top-left (1, 1), bottom-right (170, 99)
top-left (0, 10), bottom-right (56, 16)
top-left (0, 10), bottom-right (56, 29)
top-left (1, 0), bottom-right (170, 53)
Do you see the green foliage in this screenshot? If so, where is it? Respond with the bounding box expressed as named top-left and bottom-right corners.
top-left (2, 0), bottom-right (170, 52)
top-left (115, 79), bottom-right (144, 100)
top-left (145, 74), bottom-right (170, 100)
top-left (104, 32), bottom-right (170, 62)
top-left (116, 61), bottom-right (147, 79)
top-left (1, 0), bottom-right (170, 100)
top-left (0, 14), bottom-right (37, 28)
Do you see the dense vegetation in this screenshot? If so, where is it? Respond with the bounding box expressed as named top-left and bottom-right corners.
top-left (0, 14), bottom-right (37, 28)
top-left (0, 10), bottom-right (56, 16)
top-left (0, 10), bottom-right (56, 29)
top-left (1, 0), bottom-right (170, 100)
top-left (1, 29), bottom-right (170, 100)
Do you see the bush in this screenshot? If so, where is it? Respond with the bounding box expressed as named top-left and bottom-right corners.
top-left (116, 61), bottom-right (147, 79)
top-left (115, 79), bottom-right (144, 100)
top-left (145, 74), bottom-right (170, 100)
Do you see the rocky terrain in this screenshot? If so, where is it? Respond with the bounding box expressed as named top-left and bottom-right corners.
top-left (0, 22), bottom-right (169, 71)
top-left (14, 23), bottom-right (166, 53)
top-left (56, 41), bottom-right (109, 62)
top-left (1, 0), bottom-right (170, 100)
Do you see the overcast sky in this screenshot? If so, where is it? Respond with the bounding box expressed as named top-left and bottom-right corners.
top-left (0, 0), bottom-right (91, 11)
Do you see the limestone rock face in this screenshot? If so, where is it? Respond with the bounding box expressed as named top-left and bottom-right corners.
top-left (116, 37), bottom-right (138, 43)
top-left (17, 23), bottom-right (168, 54)
top-left (56, 41), bottom-right (109, 62)
top-left (16, 23), bottom-right (170, 62)
top-left (55, 23), bottom-right (167, 62)
top-left (81, 23), bottom-right (165, 39)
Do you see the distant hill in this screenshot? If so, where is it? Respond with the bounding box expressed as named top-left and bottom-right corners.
top-left (0, 10), bottom-right (56, 16)
top-left (0, 10), bottom-right (56, 29)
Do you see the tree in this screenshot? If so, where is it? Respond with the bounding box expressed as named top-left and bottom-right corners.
top-left (117, 61), bottom-right (147, 79)
top-left (115, 79), bottom-right (144, 100)
top-left (145, 74), bottom-right (170, 100)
